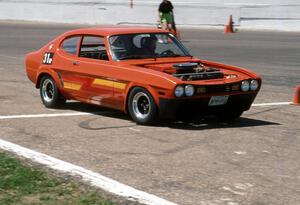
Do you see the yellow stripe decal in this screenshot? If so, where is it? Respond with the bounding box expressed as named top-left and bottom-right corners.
top-left (64, 82), bottom-right (82, 91)
top-left (114, 82), bottom-right (126, 90)
top-left (93, 78), bottom-right (126, 90)
top-left (93, 79), bottom-right (114, 87)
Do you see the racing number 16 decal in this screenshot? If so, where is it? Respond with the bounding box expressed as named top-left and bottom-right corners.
top-left (43, 52), bottom-right (54, 65)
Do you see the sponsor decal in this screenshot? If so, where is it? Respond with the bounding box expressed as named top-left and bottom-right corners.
top-left (42, 52), bottom-right (54, 65)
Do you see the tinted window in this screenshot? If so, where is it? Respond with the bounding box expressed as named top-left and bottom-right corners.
top-left (61, 36), bottom-right (80, 55)
top-left (79, 36), bottom-right (108, 61)
top-left (109, 33), bottom-right (190, 60)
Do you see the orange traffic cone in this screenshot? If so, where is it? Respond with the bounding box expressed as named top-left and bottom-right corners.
top-left (293, 85), bottom-right (300, 105)
top-left (224, 15), bottom-right (234, 34)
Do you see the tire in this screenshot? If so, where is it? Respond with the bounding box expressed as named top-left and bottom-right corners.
top-left (39, 76), bottom-right (66, 108)
top-left (216, 109), bottom-right (243, 122)
top-left (128, 87), bottom-right (158, 125)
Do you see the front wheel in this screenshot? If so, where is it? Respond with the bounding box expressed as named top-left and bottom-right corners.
top-left (40, 76), bottom-right (66, 108)
top-left (128, 87), bottom-right (158, 125)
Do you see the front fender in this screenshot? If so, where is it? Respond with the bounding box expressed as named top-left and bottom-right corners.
top-left (123, 82), bottom-right (171, 113)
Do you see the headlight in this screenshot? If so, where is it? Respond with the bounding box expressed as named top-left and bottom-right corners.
top-left (250, 80), bottom-right (258, 91)
top-left (174, 85), bottom-right (184, 97)
top-left (241, 80), bottom-right (250, 92)
top-left (185, 85), bottom-right (195, 97)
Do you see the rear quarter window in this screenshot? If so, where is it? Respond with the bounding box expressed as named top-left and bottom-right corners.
top-left (61, 36), bottom-right (80, 55)
top-left (79, 36), bottom-right (108, 61)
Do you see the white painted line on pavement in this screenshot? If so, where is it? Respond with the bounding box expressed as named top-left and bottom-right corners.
top-left (0, 139), bottom-right (177, 205)
top-left (0, 102), bottom-right (293, 120)
top-left (0, 112), bottom-right (92, 120)
top-left (252, 102), bottom-right (292, 107)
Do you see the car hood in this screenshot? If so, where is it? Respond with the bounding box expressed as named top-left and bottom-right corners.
top-left (134, 59), bottom-right (259, 82)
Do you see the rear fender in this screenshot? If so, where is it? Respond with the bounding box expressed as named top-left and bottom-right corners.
top-left (36, 67), bottom-right (61, 89)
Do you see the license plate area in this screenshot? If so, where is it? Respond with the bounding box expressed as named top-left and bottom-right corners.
top-left (208, 96), bottom-right (229, 106)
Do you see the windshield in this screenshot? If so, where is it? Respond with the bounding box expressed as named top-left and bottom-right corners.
top-left (108, 33), bottom-right (191, 60)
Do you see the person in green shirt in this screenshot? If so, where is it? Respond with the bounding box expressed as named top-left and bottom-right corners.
top-left (158, 0), bottom-right (174, 31)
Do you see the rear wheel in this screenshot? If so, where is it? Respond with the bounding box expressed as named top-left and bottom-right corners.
top-left (128, 87), bottom-right (158, 125)
top-left (40, 76), bottom-right (66, 108)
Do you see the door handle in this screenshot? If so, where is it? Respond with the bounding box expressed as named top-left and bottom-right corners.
top-left (72, 60), bottom-right (80, 66)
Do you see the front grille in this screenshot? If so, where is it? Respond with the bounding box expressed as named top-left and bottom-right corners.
top-left (196, 83), bottom-right (240, 94)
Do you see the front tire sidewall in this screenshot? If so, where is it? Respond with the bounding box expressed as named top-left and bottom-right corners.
top-left (128, 87), bottom-right (158, 125)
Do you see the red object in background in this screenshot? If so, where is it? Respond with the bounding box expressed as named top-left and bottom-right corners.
top-left (170, 28), bottom-right (181, 40)
top-left (224, 15), bottom-right (234, 34)
top-left (293, 86), bottom-right (300, 105)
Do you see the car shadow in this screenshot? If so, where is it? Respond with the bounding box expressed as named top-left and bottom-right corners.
top-left (158, 117), bottom-right (280, 130)
top-left (59, 101), bottom-right (132, 118)
top-left (59, 101), bottom-right (125, 116)
top-left (59, 102), bottom-right (280, 131)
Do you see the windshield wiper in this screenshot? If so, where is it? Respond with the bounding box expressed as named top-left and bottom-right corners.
top-left (118, 54), bottom-right (159, 60)
top-left (118, 55), bottom-right (146, 60)
top-left (159, 54), bottom-right (190, 58)
top-left (118, 54), bottom-right (191, 60)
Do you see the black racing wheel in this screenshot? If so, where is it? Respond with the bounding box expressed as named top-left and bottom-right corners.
top-left (128, 87), bottom-right (158, 125)
top-left (40, 76), bottom-right (66, 108)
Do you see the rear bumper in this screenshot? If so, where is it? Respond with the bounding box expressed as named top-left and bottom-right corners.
top-left (159, 93), bottom-right (257, 119)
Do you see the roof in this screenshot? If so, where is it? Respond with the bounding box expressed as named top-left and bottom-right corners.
top-left (63, 26), bottom-right (169, 37)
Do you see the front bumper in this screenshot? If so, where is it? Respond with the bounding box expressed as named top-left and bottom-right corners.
top-left (159, 93), bottom-right (257, 119)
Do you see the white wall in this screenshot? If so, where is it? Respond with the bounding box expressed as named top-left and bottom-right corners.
top-left (1, 0), bottom-right (300, 31)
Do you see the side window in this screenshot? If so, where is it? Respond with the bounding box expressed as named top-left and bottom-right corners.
top-left (79, 36), bottom-right (109, 61)
top-left (61, 36), bottom-right (80, 55)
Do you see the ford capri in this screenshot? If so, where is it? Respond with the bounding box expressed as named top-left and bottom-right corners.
top-left (25, 27), bottom-right (261, 124)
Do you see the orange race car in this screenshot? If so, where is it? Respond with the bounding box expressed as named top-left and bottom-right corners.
top-left (25, 26), bottom-right (261, 125)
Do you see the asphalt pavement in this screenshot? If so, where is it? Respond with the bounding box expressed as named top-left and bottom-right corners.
top-left (0, 21), bottom-right (299, 205)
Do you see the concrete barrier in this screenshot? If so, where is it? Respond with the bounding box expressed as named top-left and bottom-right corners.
top-left (0, 0), bottom-right (300, 31)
